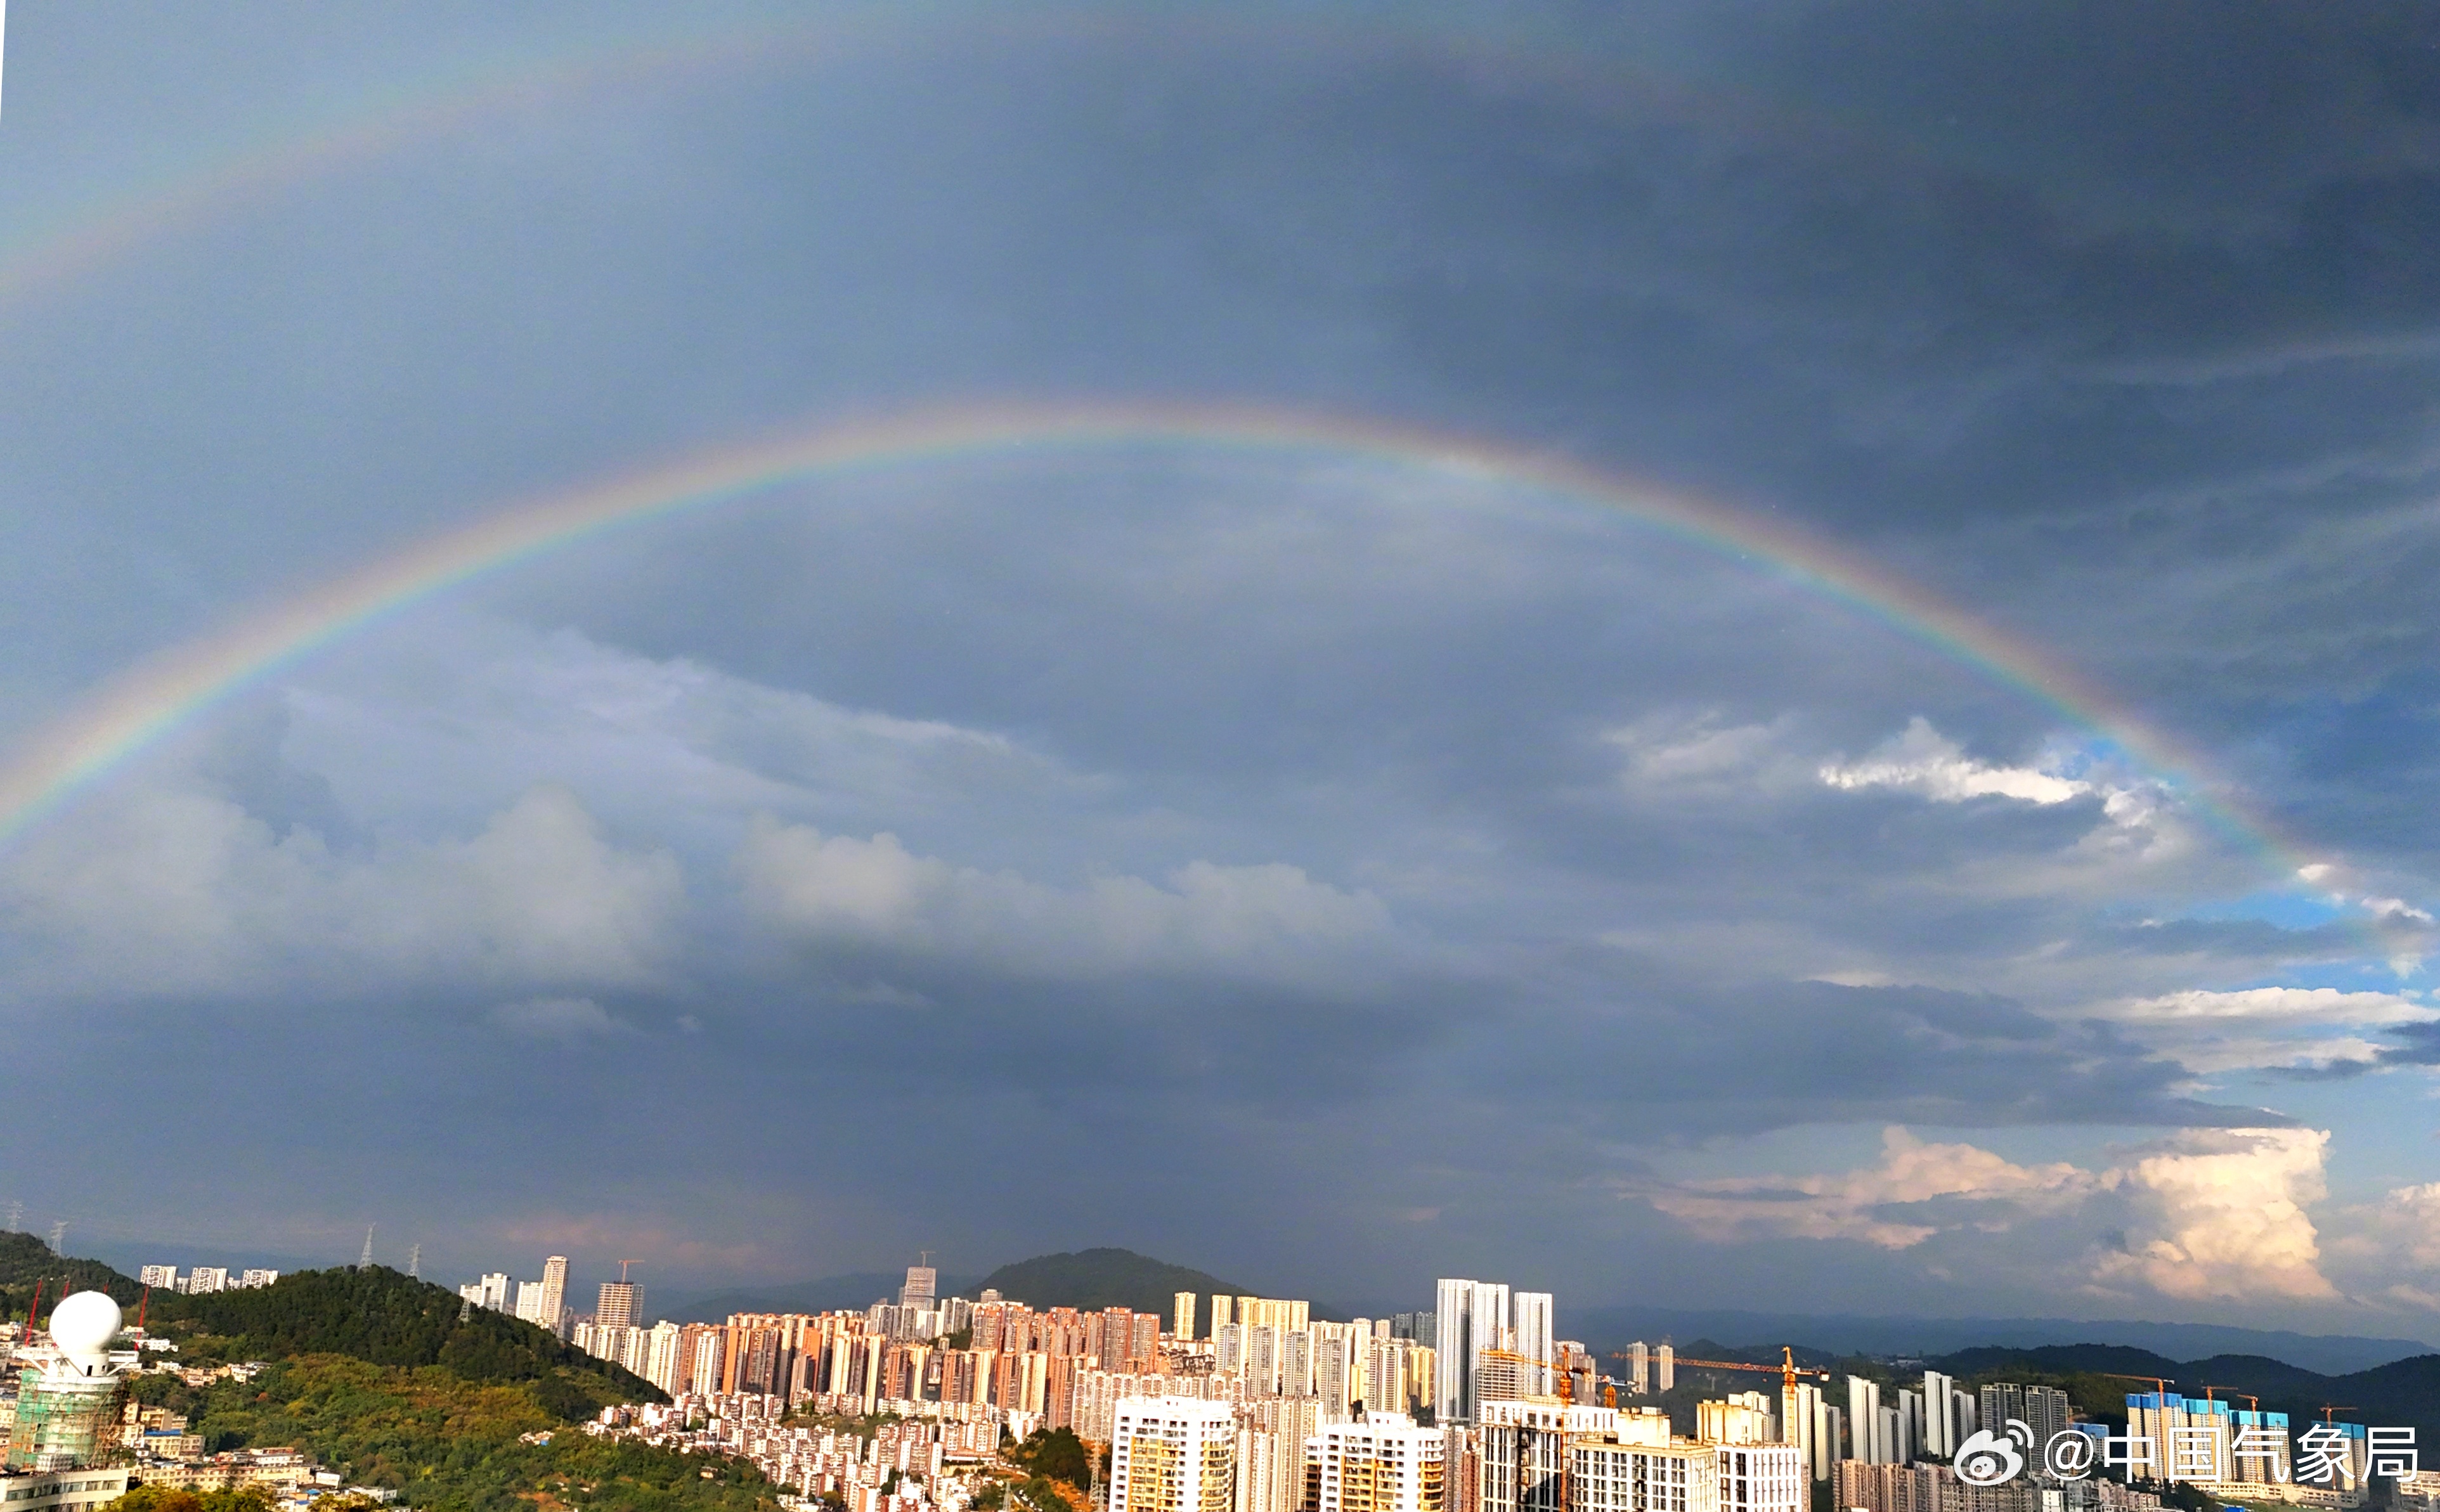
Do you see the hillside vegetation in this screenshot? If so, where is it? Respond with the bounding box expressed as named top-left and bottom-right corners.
top-left (0, 1234), bottom-right (748, 1512)
top-left (1928, 1342), bottom-right (2440, 1442)
top-left (157, 1265), bottom-right (663, 1412)
top-left (976, 1250), bottom-right (1249, 1317)
top-left (0, 1230), bottom-right (149, 1318)
top-left (164, 1354), bottom-right (771, 1512)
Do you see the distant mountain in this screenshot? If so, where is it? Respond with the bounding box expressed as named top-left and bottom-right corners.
top-left (658, 1273), bottom-right (987, 1324)
top-left (1921, 1340), bottom-right (2440, 1444)
top-left (81, 1237), bottom-right (342, 1284)
top-left (1566, 1306), bottom-right (2434, 1376)
top-left (978, 1249), bottom-right (1251, 1316)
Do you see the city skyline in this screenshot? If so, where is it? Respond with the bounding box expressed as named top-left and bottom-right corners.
top-left (5, 3), bottom-right (2440, 1336)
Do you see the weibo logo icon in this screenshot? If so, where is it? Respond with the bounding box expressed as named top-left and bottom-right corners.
top-left (1954, 1426), bottom-right (2028, 1486)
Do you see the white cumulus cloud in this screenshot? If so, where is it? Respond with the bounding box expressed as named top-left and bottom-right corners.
top-left (736, 817), bottom-right (1397, 984)
top-left (1819, 717), bottom-right (2094, 804)
top-left (1639, 1123), bottom-right (2340, 1303)
top-left (0, 783), bottom-right (683, 1001)
top-left (2087, 986), bottom-right (2438, 1074)
top-left (1638, 1127), bottom-right (2101, 1250)
top-left (2096, 1127), bottom-right (2337, 1301)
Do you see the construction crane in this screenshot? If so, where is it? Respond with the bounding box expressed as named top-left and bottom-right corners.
top-left (617, 1260), bottom-right (642, 1282)
top-left (2319, 1406), bottom-right (2359, 1425)
top-left (2093, 1371), bottom-right (2176, 1402)
top-left (1612, 1347), bottom-right (1827, 1397)
top-left (1480, 1347), bottom-right (1563, 1399)
top-left (1477, 1350), bottom-right (1578, 1512)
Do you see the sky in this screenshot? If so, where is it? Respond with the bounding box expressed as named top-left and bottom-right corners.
top-left (3, 1), bottom-right (2440, 1336)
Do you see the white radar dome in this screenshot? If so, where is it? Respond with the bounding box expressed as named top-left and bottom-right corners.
top-left (48, 1291), bottom-right (122, 1364)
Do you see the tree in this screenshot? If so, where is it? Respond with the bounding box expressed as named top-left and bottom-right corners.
top-left (1009, 1428), bottom-right (1090, 1490)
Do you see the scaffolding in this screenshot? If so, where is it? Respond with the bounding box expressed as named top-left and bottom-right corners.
top-left (5, 1367), bottom-right (126, 1471)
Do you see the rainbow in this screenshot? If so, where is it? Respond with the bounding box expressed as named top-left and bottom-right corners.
top-left (0, 399), bottom-right (2295, 869)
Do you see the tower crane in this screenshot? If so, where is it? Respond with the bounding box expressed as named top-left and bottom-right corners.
top-left (2092, 1371), bottom-right (2177, 1403)
top-left (1609, 1346), bottom-right (1827, 1396)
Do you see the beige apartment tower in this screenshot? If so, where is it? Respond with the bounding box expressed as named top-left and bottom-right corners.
top-left (596, 1281), bottom-right (639, 1331)
top-left (1313, 1415), bottom-right (1444, 1512)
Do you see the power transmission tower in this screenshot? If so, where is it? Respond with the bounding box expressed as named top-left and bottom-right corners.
top-left (5, 1201), bottom-right (21, 1231)
top-left (47, 1220), bottom-right (65, 1253)
top-left (360, 1225), bottom-right (375, 1269)
top-left (407, 1244), bottom-right (420, 1279)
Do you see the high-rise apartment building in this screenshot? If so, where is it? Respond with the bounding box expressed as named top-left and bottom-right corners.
top-left (2124, 1394), bottom-right (2234, 1487)
top-left (138, 1267), bottom-right (176, 1290)
top-left (1434, 1279), bottom-right (1521, 1423)
top-left (515, 1281), bottom-right (554, 1326)
top-left (1979, 1384), bottom-right (2072, 1469)
top-left (1919, 1373), bottom-right (1954, 1459)
top-left (1656, 1345), bottom-right (1674, 1393)
top-left (537, 1255), bottom-right (568, 1335)
top-left (1624, 1343), bottom-right (1650, 1397)
top-left (1512, 1294), bottom-right (1554, 1395)
top-left (1846, 1378), bottom-right (1886, 1464)
top-left (638, 1320), bottom-right (684, 1394)
top-left (1571, 1411), bottom-right (1718, 1512)
top-left (597, 1281), bottom-right (639, 1331)
top-left (1111, 1397), bottom-right (1236, 1512)
top-left (1713, 1444), bottom-right (1803, 1512)
top-left (900, 1262), bottom-right (937, 1310)
top-left (1176, 1291), bottom-right (1198, 1342)
top-left (1314, 1415), bottom-right (1445, 1512)
top-left (1481, 1400), bottom-right (1616, 1512)
top-left (1790, 1385), bottom-right (1841, 1484)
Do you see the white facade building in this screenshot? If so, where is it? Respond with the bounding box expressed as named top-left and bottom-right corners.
top-left (1846, 1378), bottom-right (1886, 1464)
top-left (1510, 1295), bottom-right (1554, 1395)
top-left (1110, 1397), bottom-right (1236, 1512)
top-left (1432, 1279), bottom-right (1519, 1423)
top-left (1574, 1416), bottom-right (1718, 1512)
top-left (1480, 1400), bottom-right (1616, 1512)
top-left (1715, 1444), bottom-right (1803, 1512)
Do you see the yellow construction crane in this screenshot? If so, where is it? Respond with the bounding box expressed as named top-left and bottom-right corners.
top-left (1610, 1346), bottom-right (1827, 1398)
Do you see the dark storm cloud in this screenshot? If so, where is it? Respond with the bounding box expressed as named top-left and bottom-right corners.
top-left (1513, 964), bottom-right (2282, 1135)
top-left (3, 2), bottom-right (2437, 1322)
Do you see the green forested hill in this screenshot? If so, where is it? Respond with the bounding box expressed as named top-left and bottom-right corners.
top-left (0, 1232), bottom-right (739, 1512)
top-left (0, 1236), bottom-right (660, 1410)
top-left (1929, 1341), bottom-right (2440, 1441)
top-left (160, 1265), bottom-right (663, 1409)
top-left (0, 1230), bottom-right (148, 1318)
top-left (159, 1355), bottom-right (773, 1512)
top-left (977, 1250), bottom-right (1249, 1317)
